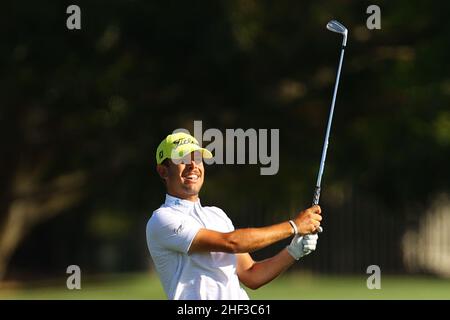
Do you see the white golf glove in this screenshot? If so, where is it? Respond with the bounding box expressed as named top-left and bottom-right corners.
top-left (287, 234), bottom-right (319, 260)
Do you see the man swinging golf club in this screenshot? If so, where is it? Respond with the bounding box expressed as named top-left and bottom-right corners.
top-left (146, 132), bottom-right (322, 300)
top-left (146, 19), bottom-right (347, 300)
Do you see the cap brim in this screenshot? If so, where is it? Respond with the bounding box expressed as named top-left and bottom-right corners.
top-left (170, 144), bottom-right (213, 160)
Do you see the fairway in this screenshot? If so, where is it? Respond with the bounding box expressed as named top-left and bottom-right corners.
top-left (1, 272), bottom-right (449, 300)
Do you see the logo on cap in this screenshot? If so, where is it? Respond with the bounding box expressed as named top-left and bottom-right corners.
top-left (173, 138), bottom-right (198, 147)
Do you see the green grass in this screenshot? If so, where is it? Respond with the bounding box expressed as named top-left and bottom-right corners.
top-left (1, 272), bottom-right (449, 300)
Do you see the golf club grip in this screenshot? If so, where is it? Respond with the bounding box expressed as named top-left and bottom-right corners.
top-left (312, 186), bottom-right (323, 233)
top-left (312, 186), bottom-right (321, 205)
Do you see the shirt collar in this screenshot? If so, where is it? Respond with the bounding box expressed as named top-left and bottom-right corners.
top-left (164, 194), bottom-right (201, 209)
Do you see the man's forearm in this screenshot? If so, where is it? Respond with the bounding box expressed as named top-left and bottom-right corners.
top-left (227, 222), bottom-right (294, 253)
top-left (190, 205), bottom-right (321, 254)
top-left (238, 249), bottom-right (295, 290)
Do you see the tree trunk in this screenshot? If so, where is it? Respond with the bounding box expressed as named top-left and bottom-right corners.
top-left (0, 169), bottom-right (85, 281)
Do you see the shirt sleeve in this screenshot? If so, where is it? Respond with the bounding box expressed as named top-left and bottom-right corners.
top-left (213, 207), bottom-right (235, 232)
top-left (147, 209), bottom-right (202, 253)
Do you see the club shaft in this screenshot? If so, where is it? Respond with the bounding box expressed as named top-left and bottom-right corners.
top-left (314, 43), bottom-right (346, 203)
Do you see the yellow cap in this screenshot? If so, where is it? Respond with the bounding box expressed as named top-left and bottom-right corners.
top-left (156, 132), bottom-right (213, 164)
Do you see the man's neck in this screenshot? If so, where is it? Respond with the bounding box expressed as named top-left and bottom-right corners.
top-left (167, 192), bottom-right (198, 202)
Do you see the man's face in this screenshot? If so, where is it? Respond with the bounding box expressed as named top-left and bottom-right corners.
top-left (157, 151), bottom-right (205, 201)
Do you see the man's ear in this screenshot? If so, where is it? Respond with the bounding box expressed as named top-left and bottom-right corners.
top-left (156, 164), bottom-right (169, 181)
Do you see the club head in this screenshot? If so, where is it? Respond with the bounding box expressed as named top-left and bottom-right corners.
top-left (326, 20), bottom-right (348, 46)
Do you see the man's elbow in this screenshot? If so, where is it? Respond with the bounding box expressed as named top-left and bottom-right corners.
top-left (224, 232), bottom-right (246, 254)
top-left (246, 282), bottom-right (263, 290)
top-left (241, 278), bottom-right (264, 290)
top-left (224, 238), bottom-right (241, 254)
top-left (239, 269), bottom-right (264, 290)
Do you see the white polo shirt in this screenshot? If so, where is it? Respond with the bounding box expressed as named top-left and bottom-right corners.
top-left (146, 194), bottom-right (250, 300)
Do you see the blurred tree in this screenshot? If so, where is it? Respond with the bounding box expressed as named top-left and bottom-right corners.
top-left (0, 0), bottom-right (449, 279)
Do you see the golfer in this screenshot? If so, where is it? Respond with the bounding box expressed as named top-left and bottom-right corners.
top-left (146, 132), bottom-right (322, 300)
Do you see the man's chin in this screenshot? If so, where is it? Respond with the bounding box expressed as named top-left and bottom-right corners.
top-left (182, 184), bottom-right (202, 196)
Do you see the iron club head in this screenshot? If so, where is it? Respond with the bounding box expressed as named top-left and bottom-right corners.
top-left (326, 20), bottom-right (348, 46)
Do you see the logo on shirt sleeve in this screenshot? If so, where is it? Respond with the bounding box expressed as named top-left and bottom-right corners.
top-left (174, 223), bottom-right (184, 235)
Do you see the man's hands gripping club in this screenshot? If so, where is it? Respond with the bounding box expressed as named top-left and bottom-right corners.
top-left (293, 205), bottom-right (322, 235)
top-left (287, 205), bottom-right (322, 260)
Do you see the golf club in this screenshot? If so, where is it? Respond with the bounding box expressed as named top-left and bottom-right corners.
top-left (313, 20), bottom-right (348, 233)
